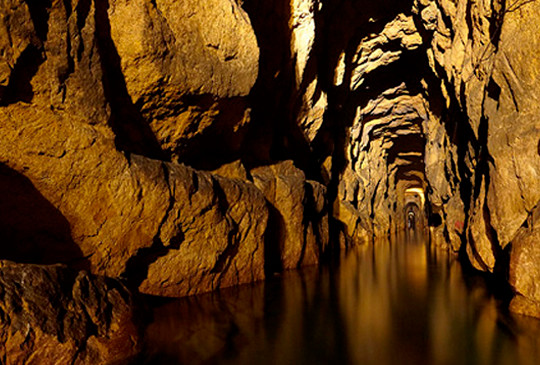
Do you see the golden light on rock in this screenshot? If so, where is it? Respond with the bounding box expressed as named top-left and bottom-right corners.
top-left (405, 187), bottom-right (425, 207)
top-left (0, 0), bottom-right (539, 362)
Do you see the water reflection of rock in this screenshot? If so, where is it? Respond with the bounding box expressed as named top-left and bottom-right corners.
top-left (142, 235), bottom-right (540, 364)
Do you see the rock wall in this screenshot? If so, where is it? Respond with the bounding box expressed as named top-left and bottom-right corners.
top-left (1, 1), bottom-right (540, 361)
top-left (0, 0), bottom-right (330, 298)
top-left (249, 0), bottom-right (540, 318)
top-left (413, 0), bottom-right (540, 317)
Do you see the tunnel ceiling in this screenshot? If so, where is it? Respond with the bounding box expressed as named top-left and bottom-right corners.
top-left (284, 0), bottom-right (540, 308)
top-left (315, 2), bottom-right (432, 240)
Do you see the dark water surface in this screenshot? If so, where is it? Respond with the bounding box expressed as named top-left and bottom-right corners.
top-left (141, 232), bottom-right (540, 364)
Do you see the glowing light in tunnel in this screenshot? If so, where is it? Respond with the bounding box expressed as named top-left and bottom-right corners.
top-left (405, 187), bottom-right (425, 207)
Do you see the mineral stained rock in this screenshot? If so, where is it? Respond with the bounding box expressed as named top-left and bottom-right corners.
top-left (138, 163), bottom-right (268, 297)
top-left (0, 103), bottom-right (269, 298)
top-left (413, 0), bottom-right (540, 316)
top-left (0, 261), bottom-right (139, 365)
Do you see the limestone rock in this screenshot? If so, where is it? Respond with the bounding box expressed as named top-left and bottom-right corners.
top-left (0, 103), bottom-right (268, 297)
top-left (0, 104), bottom-right (168, 277)
top-left (423, 110), bottom-right (465, 252)
top-left (109, 0), bottom-right (258, 100)
top-left (350, 14), bottom-right (422, 90)
top-left (483, 1), bottom-right (540, 248)
top-left (414, 0), bottom-right (540, 315)
top-left (211, 160), bottom-right (249, 181)
top-left (290, 0), bottom-right (319, 84)
top-left (305, 180), bottom-right (330, 262)
top-left (0, 0), bottom-right (38, 92)
top-left (25, 0), bottom-right (110, 123)
top-left (466, 178), bottom-right (496, 272)
top-left (297, 78), bottom-right (328, 143)
top-left (0, 261), bottom-right (140, 364)
top-left (289, 0), bottom-right (328, 143)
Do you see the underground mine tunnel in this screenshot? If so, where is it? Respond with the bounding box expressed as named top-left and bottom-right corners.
top-left (0, 0), bottom-right (539, 364)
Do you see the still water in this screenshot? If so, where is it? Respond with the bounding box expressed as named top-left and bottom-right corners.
top-left (142, 232), bottom-right (540, 364)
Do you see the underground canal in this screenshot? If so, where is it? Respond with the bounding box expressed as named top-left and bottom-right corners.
top-left (141, 229), bottom-right (540, 365)
top-left (0, 0), bottom-right (539, 363)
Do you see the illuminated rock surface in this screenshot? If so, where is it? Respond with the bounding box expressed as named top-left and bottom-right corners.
top-left (142, 237), bottom-right (540, 364)
top-left (0, 0), bottom-right (540, 361)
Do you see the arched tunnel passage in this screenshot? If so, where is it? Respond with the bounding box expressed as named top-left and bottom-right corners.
top-left (1, 0), bottom-right (539, 362)
top-left (133, 0), bottom-right (540, 362)
top-left (405, 202), bottom-right (420, 230)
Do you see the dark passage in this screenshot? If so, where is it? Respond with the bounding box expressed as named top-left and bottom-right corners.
top-left (140, 233), bottom-right (540, 365)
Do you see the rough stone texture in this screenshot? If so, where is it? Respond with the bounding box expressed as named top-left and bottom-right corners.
top-left (280, 0), bottom-right (540, 317)
top-left (211, 160), bottom-right (249, 181)
top-left (138, 164), bottom-right (268, 297)
top-left (0, 0), bottom-right (274, 301)
top-left (414, 0), bottom-right (540, 316)
top-left (0, 102), bottom-right (269, 298)
top-left (251, 161), bottom-right (323, 270)
top-left (483, 2), bottom-right (540, 247)
top-left (0, 0), bottom-right (109, 123)
top-left (466, 177), bottom-right (496, 273)
top-left (108, 0), bottom-right (259, 163)
top-left (509, 205), bottom-right (540, 318)
top-left (0, 0), bottom-right (259, 165)
top-left (0, 0), bottom-right (38, 92)
top-left (0, 0), bottom-right (539, 338)
top-left (423, 108), bottom-right (466, 251)
top-left (289, 0), bottom-right (328, 143)
top-left (305, 179), bottom-right (330, 260)
top-left (0, 104), bottom-right (167, 277)
top-left (0, 261), bottom-right (139, 364)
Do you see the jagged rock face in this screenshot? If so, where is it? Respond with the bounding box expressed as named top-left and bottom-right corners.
top-left (0, 103), bottom-right (268, 297)
top-left (138, 163), bottom-right (268, 297)
top-left (0, 261), bottom-right (139, 364)
top-left (0, 0), bottom-right (331, 307)
top-left (108, 0), bottom-right (259, 164)
top-left (0, 0), bottom-right (37, 92)
top-left (279, 0), bottom-right (540, 316)
top-left (305, 5), bottom-right (431, 243)
top-left (251, 161), bottom-right (328, 270)
top-left (413, 0), bottom-right (540, 315)
top-left (509, 205), bottom-right (540, 318)
top-left (0, 0), bottom-right (540, 348)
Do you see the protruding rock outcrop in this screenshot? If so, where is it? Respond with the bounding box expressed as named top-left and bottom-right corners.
top-left (108, 0), bottom-right (259, 165)
top-left (251, 161), bottom-right (328, 271)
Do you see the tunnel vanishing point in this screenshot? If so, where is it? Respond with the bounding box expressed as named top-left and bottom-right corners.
top-left (0, 0), bottom-right (539, 362)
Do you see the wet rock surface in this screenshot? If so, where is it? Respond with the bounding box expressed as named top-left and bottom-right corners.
top-left (141, 237), bottom-right (540, 365)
